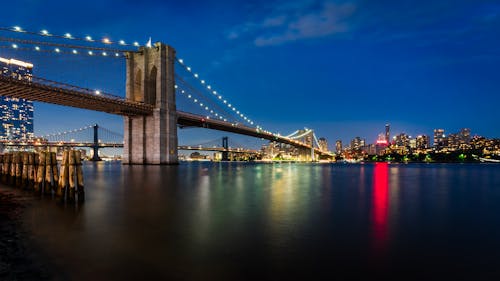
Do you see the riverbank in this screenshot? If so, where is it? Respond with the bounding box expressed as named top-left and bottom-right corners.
top-left (0, 188), bottom-right (51, 280)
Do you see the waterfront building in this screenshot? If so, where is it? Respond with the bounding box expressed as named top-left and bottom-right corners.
top-left (335, 140), bottom-right (342, 154)
top-left (0, 57), bottom-right (34, 140)
top-left (350, 136), bottom-right (365, 151)
top-left (394, 133), bottom-right (411, 148)
top-left (433, 129), bottom-right (446, 148)
top-left (318, 137), bottom-right (328, 152)
top-left (415, 135), bottom-right (430, 149)
top-left (385, 124), bottom-right (390, 143)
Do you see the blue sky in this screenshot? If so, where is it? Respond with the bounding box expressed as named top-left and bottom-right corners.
top-left (1, 0), bottom-right (499, 149)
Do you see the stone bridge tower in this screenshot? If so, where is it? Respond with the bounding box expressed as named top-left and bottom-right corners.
top-left (123, 43), bottom-right (178, 164)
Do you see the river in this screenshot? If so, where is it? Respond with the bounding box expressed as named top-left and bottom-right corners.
top-left (13, 162), bottom-right (500, 280)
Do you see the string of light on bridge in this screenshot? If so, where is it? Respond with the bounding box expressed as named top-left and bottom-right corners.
top-left (0, 43), bottom-right (124, 58)
top-left (175, 57), bottom-right (260, 128)
top-left (1, 26), bottom-right (144, 48)
top-left (0, 25), bottom-right (150, 58)
top-left (175, 84), bottom-right (229, 122)
top-left (35, 124), bottom-right (94, 140)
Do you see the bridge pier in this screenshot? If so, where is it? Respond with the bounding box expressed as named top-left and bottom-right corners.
top-left (123, 43), bottom-right (178, 165)
top-left (221, 136), bottom-right (229, 161)
top-left (91, 124), bottom-right (101, 161)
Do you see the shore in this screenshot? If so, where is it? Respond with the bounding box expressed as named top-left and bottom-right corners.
top-left (0, 187), bottom-right (51, 280)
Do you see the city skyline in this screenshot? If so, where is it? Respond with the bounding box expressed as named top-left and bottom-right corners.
top-left (0, 0), bottom-right (499, 149)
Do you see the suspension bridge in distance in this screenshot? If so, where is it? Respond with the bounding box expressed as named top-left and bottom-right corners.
top-left (0, 124), bottom-right (261, 161)
top-left (0, 27), bottom-right (334, 164)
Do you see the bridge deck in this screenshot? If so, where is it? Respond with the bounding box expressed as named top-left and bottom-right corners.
top-left (0, 75), bottom-right (153, 116)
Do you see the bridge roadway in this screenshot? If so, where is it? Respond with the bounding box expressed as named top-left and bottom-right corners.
top-left (0, 75), bottom-right (333, 157)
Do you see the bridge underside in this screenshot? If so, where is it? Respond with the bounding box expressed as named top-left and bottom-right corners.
top-left (0, 75), bottom-right (153, 116)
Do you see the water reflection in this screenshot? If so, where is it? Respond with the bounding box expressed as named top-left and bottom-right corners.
top-left (372, 162), bottom-right (389, 255)
top-left (16, 162), bottom-right (500, 280)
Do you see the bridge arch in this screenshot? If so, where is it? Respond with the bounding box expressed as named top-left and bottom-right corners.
top-left (148, 66), bottom-right (157, 106)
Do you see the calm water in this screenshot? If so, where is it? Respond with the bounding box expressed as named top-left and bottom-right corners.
top-left (15, 162), bottom-right (500, 280)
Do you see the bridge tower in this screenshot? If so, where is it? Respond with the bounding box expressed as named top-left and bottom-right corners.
top-left (221, 136), bottom-right (229, 161)
top-left (91, 124), bottom-right (101, 161)
top-left (123, 43), bottom-right (178, 164)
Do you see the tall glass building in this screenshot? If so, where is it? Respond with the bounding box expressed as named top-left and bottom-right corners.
top-left (0, 57), bottom-right (34, 140)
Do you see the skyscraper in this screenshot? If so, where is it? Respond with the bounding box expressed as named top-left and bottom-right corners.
top-left (0, 57), bottom-right (34, 140)
top-left (385, 124), bottom-right (390, 143)
top-left (318, 137), bottom-right (328, 152)
top-left (335, 140), bottom-right (342, 154)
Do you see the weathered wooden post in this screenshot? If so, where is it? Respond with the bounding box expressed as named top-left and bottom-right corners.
top-left (44, 152), bottom-right (58, 195)
top-left (2, 153), bottom-right (10, 183)
top-left (0, 154), bottom-right (3, 180)
top-left (68, 150), bottom-right (76, 202)
top-left (15, 152), bottom-right (23, 187)
top-left (10, 152), bottom-right (18, 186)
top-left (35, 151), bottom-right (46, 193)
top-left (56, 150), bottom-right (69, 198)
top-left (22, 152), bottom-right (29, 188)
top-left (27, 152), bottom-right (36, 188)
top-left (75, 150), bottom-right (84, 202)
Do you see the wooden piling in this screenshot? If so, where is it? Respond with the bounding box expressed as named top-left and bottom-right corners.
top-left (22, 152), bottom-right (29, 188)
top-left (57, 150), bottom-right (69, 198)
top-left (44, 152), bottom-right (54, 195)
top-left (10, 153), bottom-right (18, 186)
top-left (27, 153), bottom-right (35, 188)
top-left (2, 153), bottom-right (10, 183)
top-left (0, 154), bottom-right (3, 180)
top-left (35, 151), bottom-right (46, 193)
top-left (68, 150), bottom-right (76, 202)
top-left (15, 152), bottom-right (22, 187)
top-left (75, 150), bottom-right (84, 202)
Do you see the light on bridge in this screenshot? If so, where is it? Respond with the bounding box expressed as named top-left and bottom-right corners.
top-left (35, 46), bottom-right (40, 51)
top-left (102, 52), bottom-right (108, 56)
top-left (178, 59), bottom-right (184, 64)
top-left (133, 42), bottom-right (140, 47)
top-left (13, 26), bottom-right (22, 32)
top-left (72, 50), bottom-right (78, 54)
top-left (12, 44), bottom-right (18, 49)
top-left (95, 90), bottom-right (101, 95)
top-left (85, 36), bottom-right (93, 41)
top-left (64, 33), bottom-right (73, 39)
top-left (88, 51), bottom-right (93, 55)
top-left (55, 48), bottom-right (60, 53)
top-left (103, 38), bottom-right (111, 44)
top-left (119, 40), bottom-right (126, 45)
top-left (41, 29), bottom-right (49, 35)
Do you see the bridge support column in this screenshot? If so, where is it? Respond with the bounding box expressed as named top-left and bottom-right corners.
top-left (123, 43), bottom-right (178, 165)
top-left (221, 136), bottom-right (229, 161)
top-left (91, 124), bottom-right (101, 161)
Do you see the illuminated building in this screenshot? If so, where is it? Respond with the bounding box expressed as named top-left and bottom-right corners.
top-left (335, 140), bottom-right (342, 154)
top-left (350, 136), bottom-right (365, 151)
top-left (385, 124), bottom-right (390, 143)
top-left (433, 129), bottom-right (445, 148)
top-left (0, 57), bottom-right (34, 140)
top-left (394, 133), bottom-right (411, 148)
top-left (415, 135), bottom-right (430, 149)
top-left (318, 137), bottom-right (328, 152)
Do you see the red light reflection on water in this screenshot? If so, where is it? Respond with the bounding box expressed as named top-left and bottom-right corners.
top-left (372, 162), bottom-right (389, 254)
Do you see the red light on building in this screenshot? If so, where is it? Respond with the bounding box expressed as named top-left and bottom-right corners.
top-left (376, 140), bottom-right (388, 145)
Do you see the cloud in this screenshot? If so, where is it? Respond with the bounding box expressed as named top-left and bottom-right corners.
top-left (227, 1), bottom-right (356, 47)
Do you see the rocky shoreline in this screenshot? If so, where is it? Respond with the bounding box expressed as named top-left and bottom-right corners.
top-left (0, 189), bottom-right (51, 280)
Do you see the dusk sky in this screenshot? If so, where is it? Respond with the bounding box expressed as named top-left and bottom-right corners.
top-left (1, 0), bottom-right (499, 149)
